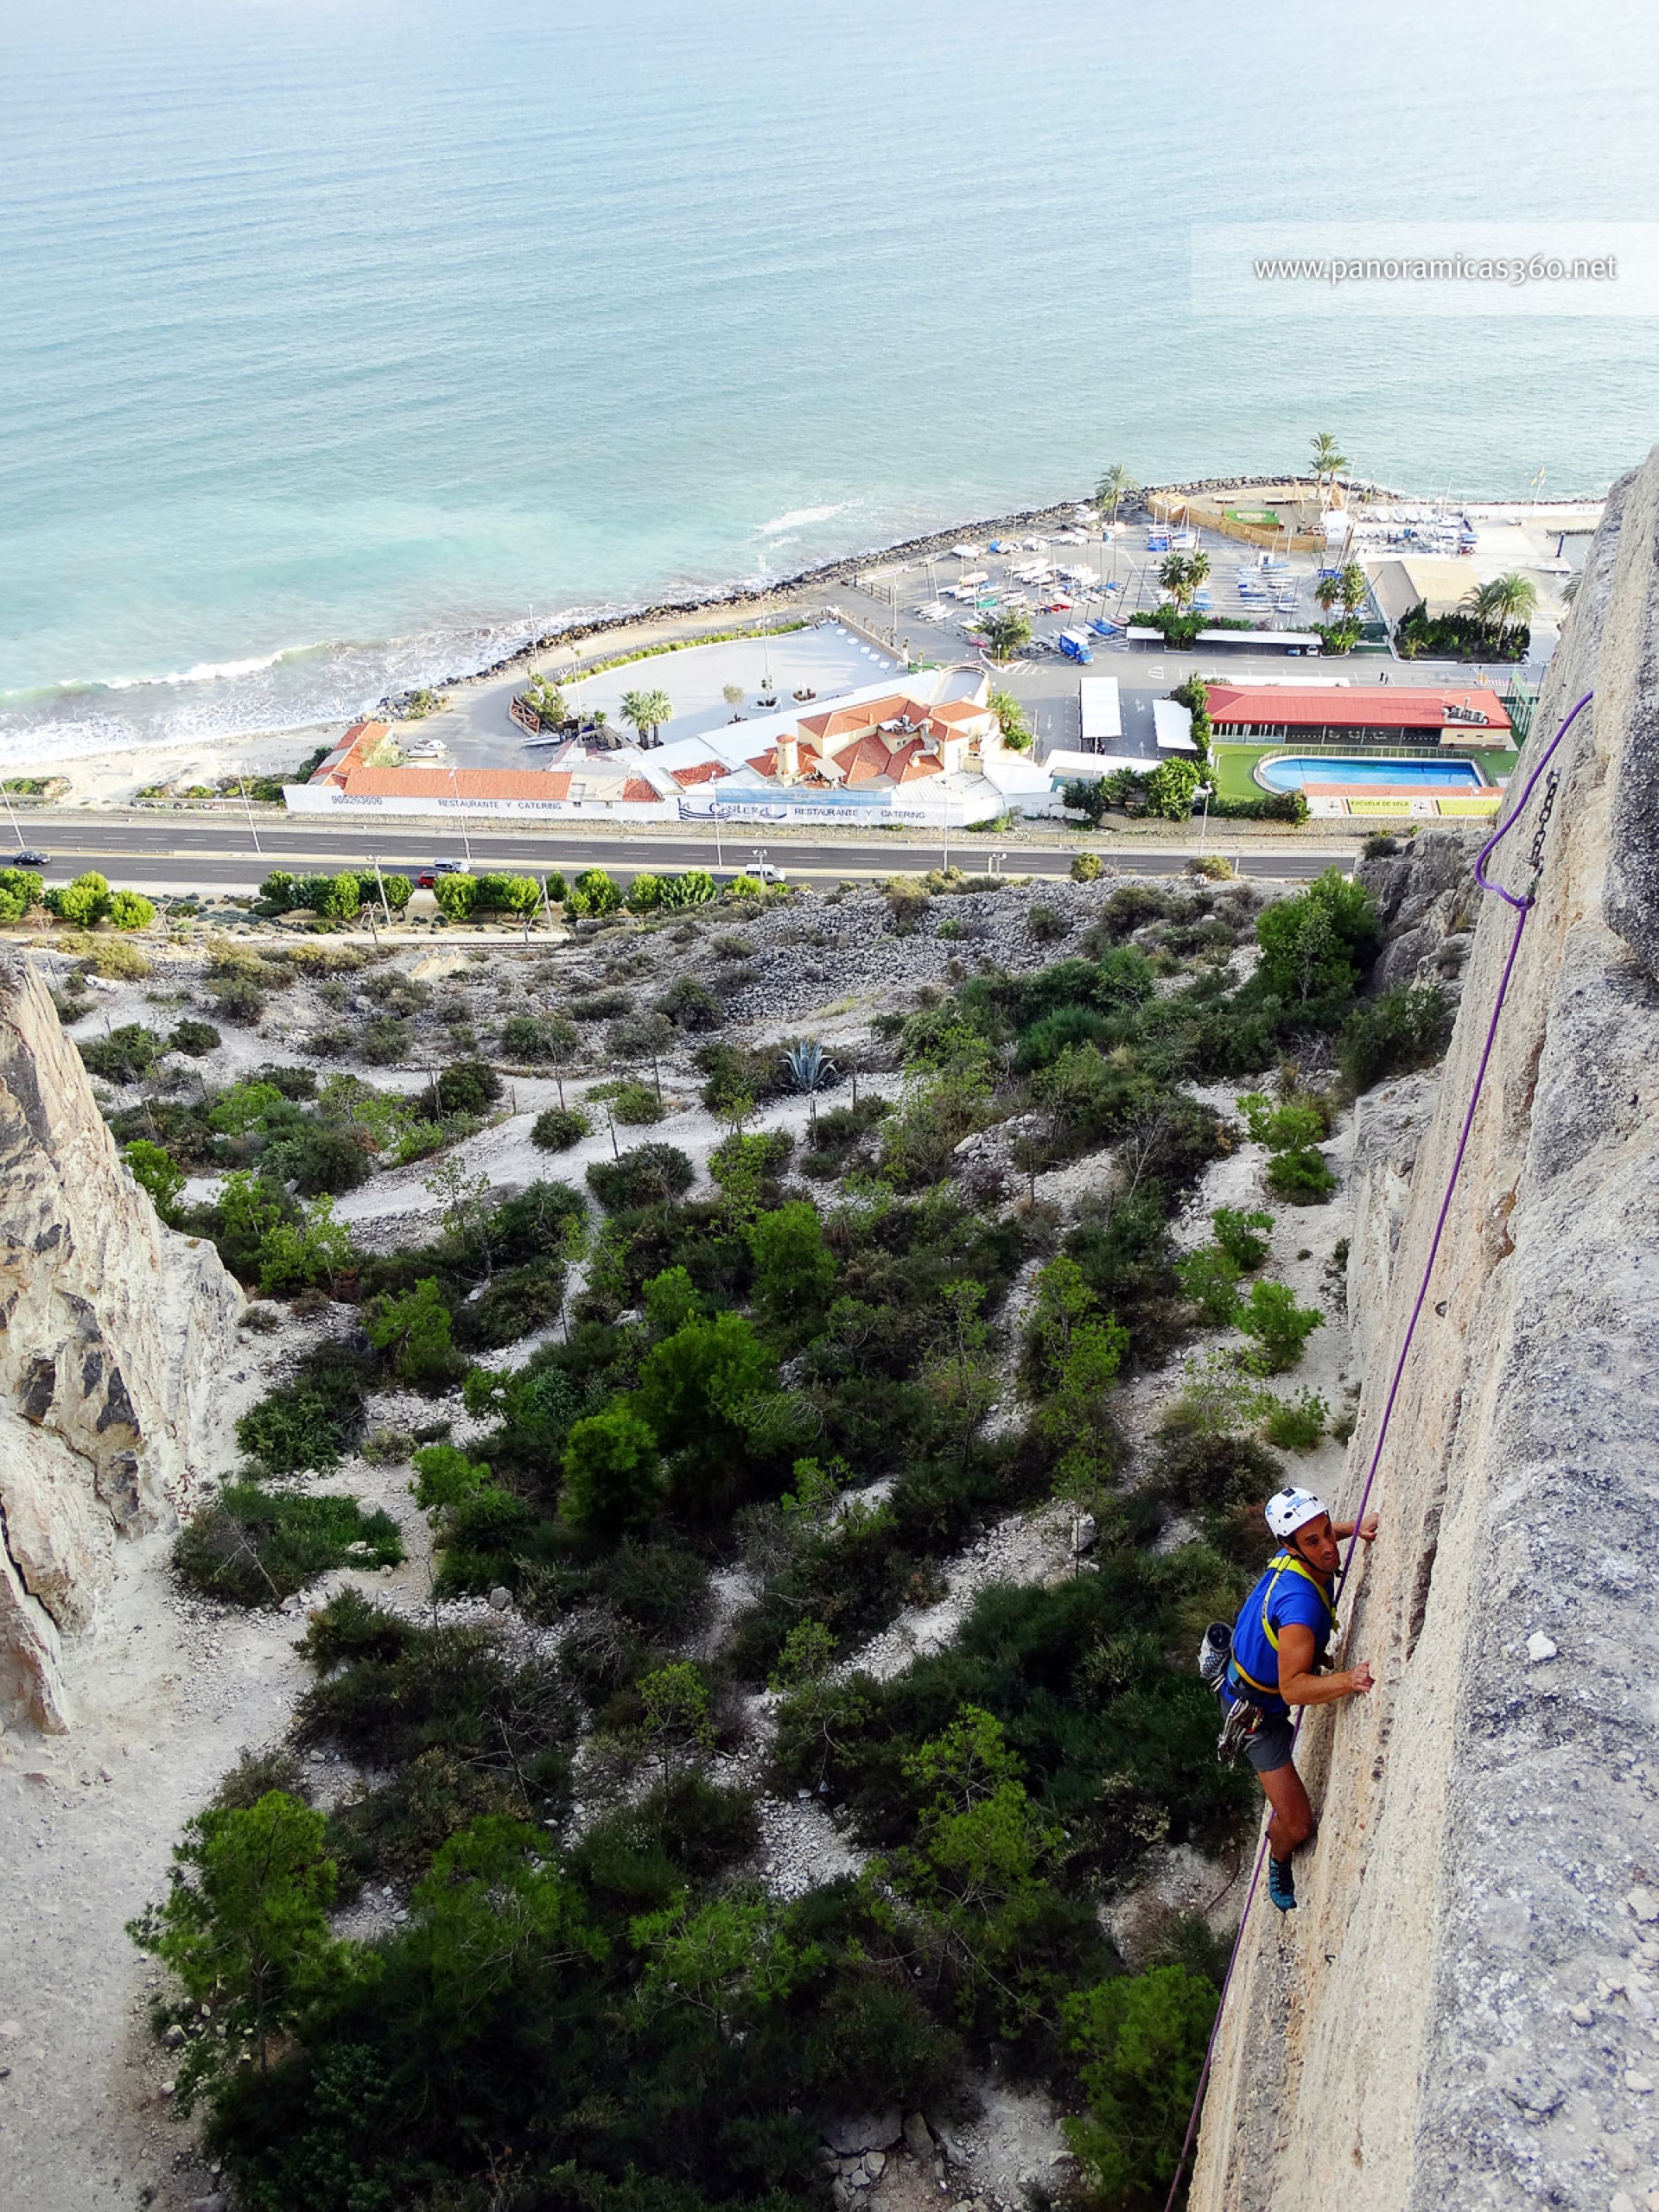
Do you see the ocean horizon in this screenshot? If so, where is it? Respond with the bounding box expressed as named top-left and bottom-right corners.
top-left (5, 0), bottom-right (1659, 766)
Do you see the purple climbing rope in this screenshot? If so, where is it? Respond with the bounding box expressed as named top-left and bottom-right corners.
top-left (1158, 690), bottom-right (1595, 2212)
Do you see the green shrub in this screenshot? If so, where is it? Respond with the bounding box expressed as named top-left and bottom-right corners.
top-left (587, 1143), bottom-right (696, 1212)
top-left (356, 1014), bottom-right (409, 1065)
top-left (1254, 868), bottom-right (1379, 1002)
top-left (568, 867), bottom-right (623, 918)
top-left (297, 1586), bottom-right (415, 1669)
top-left (455, 1259), bottom-right (566, 1350)
top-left (124, 1138), bottom-right (184, 1223)
top-left (207, 973), bottom-right (265, 1024)
top-left (234, 1345), bottom-right (372, 1474)
top-left (1262, 1389), bottom-right (1328, 1450)
top-left (78, 1024), bottom-right (162, 1083)
top-left (1265, 1146), bottom-right (1338, 1203)
top-left (431, 1059), bottom-right (501, 1116)
top-left (1173, 1244), bottom-right (1241, 1325)
top-left (1338, 983), bottom-right (1447, 1094)
top-left (1211, 1205), bottom-right (1273, 1271)
top-left (1063, 1964), bottom-right (1219, 2205)
top-left (608, 1078), bottom-right (664, 1125)
top-left (432, 873), bottom-right (480, 920)
top-left (562, 1406), bottom-right (664, 1537)
top-left (168, 1017), bottom-right (221, 1056)
top-left (1071, 852), bottom-right (1103, 883)
top-left (531, 1104), bottom-right (591, 1151)
top-left (47, 872), bottom-right (112, 926)
top-left (0, 866), bottom-right (43, 921)
top-left (366, 1277), bottom-right (457, 1385)
top-left (108, 888), bottom-right (156, 930)
top-left (1236, 1280), bottom-right (1325, 1374)
top-left (658, 976), bottom-right (723, 1031)
top-left (174, 1485), bottom-right (401, 1605)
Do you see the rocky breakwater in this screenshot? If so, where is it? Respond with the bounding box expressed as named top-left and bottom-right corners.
top-left (0, 951), bottom-right (241, 1731)
top-left (1191, 447), bottom-right (1659, 2212)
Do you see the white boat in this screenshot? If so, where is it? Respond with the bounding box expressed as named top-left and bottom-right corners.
top-left (951, 543), bottom-right (983, 559)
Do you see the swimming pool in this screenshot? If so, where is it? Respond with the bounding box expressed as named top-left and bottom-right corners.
top-left (1259, 754), bottom-right (1488, 791)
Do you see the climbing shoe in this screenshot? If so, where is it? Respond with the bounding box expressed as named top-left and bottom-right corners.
top-left (1197, 1621), bottom-right (1232, 1688)
top-left (1268, 1856), bottom-right (1297, 1913)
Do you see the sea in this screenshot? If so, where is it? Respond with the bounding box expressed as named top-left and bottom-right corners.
top-left (5, 0), bottom-right (1659, 766)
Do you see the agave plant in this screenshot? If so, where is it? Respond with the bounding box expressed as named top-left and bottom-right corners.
top-left (781, 1037), bottom-right (837, 1135)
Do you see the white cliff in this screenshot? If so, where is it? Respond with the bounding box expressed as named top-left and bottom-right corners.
top-left (1190, 452), bottom-right (1659, 2208)
top-left (0, 950), bottom-right (242, 1730)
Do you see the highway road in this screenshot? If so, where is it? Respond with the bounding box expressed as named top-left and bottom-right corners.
top-left (0, 813), bottom-right (1348, 893)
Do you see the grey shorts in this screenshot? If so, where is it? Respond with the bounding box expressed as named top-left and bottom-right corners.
top-left (1243, 1712), bottom-right (1296, 1774)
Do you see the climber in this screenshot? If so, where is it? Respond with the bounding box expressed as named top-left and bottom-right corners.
top-left (1202, 1488), bottom-right (1378, 1914)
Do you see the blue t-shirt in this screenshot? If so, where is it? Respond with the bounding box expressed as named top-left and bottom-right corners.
top-left (1226, 1551), bottom-right (1336, 1719)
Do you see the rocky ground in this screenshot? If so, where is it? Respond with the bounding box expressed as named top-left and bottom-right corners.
top-left (1, 860), bottom-right (1367, 2212)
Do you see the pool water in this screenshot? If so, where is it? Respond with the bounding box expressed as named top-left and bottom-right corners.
top-left (1261, 754), bottom-right (1488, 791)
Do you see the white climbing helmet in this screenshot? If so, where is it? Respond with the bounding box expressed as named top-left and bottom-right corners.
top-left (1266, 1487), bottom-right (1329, 1541)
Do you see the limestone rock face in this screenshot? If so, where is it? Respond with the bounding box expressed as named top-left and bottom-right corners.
top-left (1191, 452), bottom-right (1659, 2210)
top-left (0, 952), bottom-right (242, 1728)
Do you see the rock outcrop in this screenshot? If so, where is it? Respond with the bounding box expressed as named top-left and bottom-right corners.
top-left (1191, 453), bottom-right (1659, 2209)
top-left (0, 953), bottom-right (241, 1730)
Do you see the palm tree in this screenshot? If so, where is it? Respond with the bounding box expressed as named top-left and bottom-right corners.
top-left (1158, 550), bottom-right (1210, 612)
top-left (620, 688), bottom-right (673, 747)
top-left (1095, 463), bottom-right (1140, 524)
top-left (1481, 572), bottom-right (1538, 643)
top-left (1338, 561), bottom-right (1368, 616)
top-left (1314, 574), bottom-right (1343, 616)
top-left (1309, 432), bottom-right (1349, 505)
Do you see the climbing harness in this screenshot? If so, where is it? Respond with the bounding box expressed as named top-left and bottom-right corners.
top-left (1159, 691), bottom-right (1593, 2212)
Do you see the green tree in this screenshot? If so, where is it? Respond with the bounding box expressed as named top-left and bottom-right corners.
top-left (632, 1309), bottom-right (777, 1475)
top-left (620, 687), bottom-right (673, 746)
top-left (126, 1791), bottom-right (360, 2102)
top-left (1236, 1278), bottom-right (1325, 1373)
top-left (366, 1277), bottom-right (455, 1383)
top-left (637, 1659), bottom-right (715, 1783)
top-left (410, 1441), bottom-right (493, 1513)
top-left (1157, 550), bottom-right (1211, 612)
top-left (124, 1138), bottom-right (184, 1224)
top-left (474, 872), bottom-right (540, 916)
top-left (1063, 1964), bottom-right (1219, 2205)
top-left (108, 887), bottom-right (156, 930)
top-left (48, 872), bottom-right (111, 925)
top-left (1338, 560), bottom-right (1369, 615)
top-left (432, 873), bottom-right (480, 920)
top-left (403, 1816), bottom-right (605, 2043)
top-left (1028, 1255), bottom-right (1128, 1497)
top-left (981, 607), bottom-right (1033, 660)
top-left (988, 689), bottom-right (1033, 750)
top-left (1466, 570), bottom-right (1538, 642)
top-left (1253, 868), bottom-right (1378, 1002)
top-left (378, 871), bottom-right (413, 912)
top-left (1174, 1243), bottom-right (1242, 1325)
top-left (257, 1193), bottom-right (353, 1297)
top-left (1310, 430), bottom-right (1349, 499)
top-left (1211, 1205), bottom-right (1273, 1272)
top-left (631, 1892), bottom-right (822, 2034)
top-left (1095, 462), bottom-right (1139, 524)
top-left (561, 1405), bottom-right (663, 1538)
top-left (747, 1200), bottom-right (836, 1326)
top-left (1167, 676), bottom-right (1212, 765)
top-left (0, 867), bottom-right (42, 922)
top-left (1144, 757), bottom-right (1201, 821)
top-left (567, 867), bottom-right (623, 918)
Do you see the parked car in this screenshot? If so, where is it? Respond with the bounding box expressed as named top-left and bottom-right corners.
top-left (416, 861), bottom-right (468, 888)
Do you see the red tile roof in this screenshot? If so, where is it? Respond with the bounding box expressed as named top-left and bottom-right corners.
top-left (886, 739), bottom-right (944, 784)
top-left (927, 698), bottom-right (990, 728)
top-left (839, 734), bottom-right (894, 786)
top-left (668, 760), bottom-right (732, 789)
top-left (620, 776), bottom-right (660, 803)
top-left (1205, 684), bottom-right (1512, 734)
top-left (746, 749), bottom-right (779, 776)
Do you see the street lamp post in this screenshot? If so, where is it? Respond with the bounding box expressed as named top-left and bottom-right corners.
top-left (713, 801), bottom-right (724, 870)
top-left (448, 767), bottom-right (473, 864)
top-left (1195, 782), bottom-right (1214, 865)
top-left (238, 776), bottom-right (262, 857)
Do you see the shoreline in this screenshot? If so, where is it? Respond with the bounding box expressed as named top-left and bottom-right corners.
top-left (3, 470), bottom-right (1599, 804)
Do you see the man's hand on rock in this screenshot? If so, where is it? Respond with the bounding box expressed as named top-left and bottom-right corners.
top-left (1346, 1662), bottom-right (1375, 1695)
